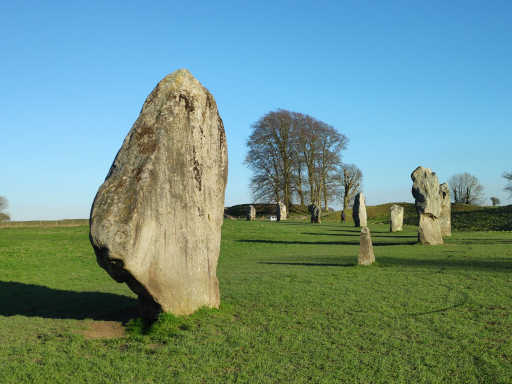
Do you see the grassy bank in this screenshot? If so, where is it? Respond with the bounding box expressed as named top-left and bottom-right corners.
top-left (226, 202), bottom-right (512, 231)
top-left (0, 221), bottom-right (511, 383)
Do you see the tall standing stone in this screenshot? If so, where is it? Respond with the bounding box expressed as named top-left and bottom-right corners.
top-left (411, 166), bottom-right (443, 245)
top-left (439, 183), bottom-right (451, 237)
top-left (276, 201), bottom-right (287, 221)
top-left (358, 227), bottom-right (375, 265)
top-left (390, 204), bottom-right (404, 232)
top-left (308, 203), bottom-right (321, 224)
top-left (352, 192), bottom-right (367, 227)
top-left (246, 205), bottom-right (256, 221)
top-left (89, 69), bottom-right (228, 319)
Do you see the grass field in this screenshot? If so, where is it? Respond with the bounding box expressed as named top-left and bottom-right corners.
top-left (0, 221), bottom-right (511, 383)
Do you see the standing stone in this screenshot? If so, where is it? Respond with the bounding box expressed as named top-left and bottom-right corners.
top-left (89, 69), bottom-right (228, 319)
top-left (411, 166), bottom-right (443, 245)
top-left (358, 227), bottom-right (375, 265)
top-left (439, 183), bottom-right (451, 237)
top-left (276, 201), bottom-right (287, 221)
top-left (246, 205), bottom-right (256, 221)
top-left (308, 203), bottom-right (321, 224)
top-left (389, 204), bottom-right (404, 232)
top-left (352, 192), bottom-right (367, 227)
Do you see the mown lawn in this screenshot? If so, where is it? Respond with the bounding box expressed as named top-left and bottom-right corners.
top-left (0, 221), bottom-right (511, 383)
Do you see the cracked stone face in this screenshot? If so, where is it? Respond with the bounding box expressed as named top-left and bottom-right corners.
top-left (411, 166), bottom-right (443, 245)
top-left (89, 69), bottom-right (228, 318)
top-left (390, 204), bottom-right (404, 232)
top-left (439, 183), bottom-right (452, 237)
top-left (246, 205), bottom-right (256, 221)
top-left (352, 192), bottom-right (367, 227)
top-left (276, 202), bottom-right (287, 221)
top-left (358, 226), bottom-right (375, 266)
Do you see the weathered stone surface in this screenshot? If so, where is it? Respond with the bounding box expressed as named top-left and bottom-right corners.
top-left (352, 193), bottom-right (367, 227)
top-left (308, 204), bottom-right (321, 224)
top-left (276, 201), bottom-right (287, 221)
top-left (89, 69), bottom-right (228, 319)
top-left (411, 166), bottom-right (443, 245)
top-left (439, 183), bottom-right (451, 237)
top-left (246, 205), bottom-right (256, 221)
top-left (390, 204), bottom-right (404, 232)
top-left (358, 227), bottom-right (375, 265)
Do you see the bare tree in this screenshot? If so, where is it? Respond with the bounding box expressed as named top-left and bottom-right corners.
top-left (340, 164), bottom-right (362, 221)
top-left (245, 110), bottom-right (296, 207)
top-left (294, 113), bottom-right (347, 207)
top-left (246, 109), bottom-right (348, 209)
top-left (448, 173), bottom-right (484, 205)
top-left (0, 196), bottom-right (9, 222)
top-left (490, 197), bottom-right (500, 206)
top-left (504, 171), bottom-right (512, 199)
top-left (317, 124), bottom-right (348, 210)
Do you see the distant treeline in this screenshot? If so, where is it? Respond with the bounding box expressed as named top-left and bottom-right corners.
top-left (225, 203), bottom-right (512, 231)
top-left (0, 219), bottom-right (89, 228)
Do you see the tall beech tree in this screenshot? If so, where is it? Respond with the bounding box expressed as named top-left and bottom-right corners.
top-left (448, 173), bottom-right (484, 205)
top-left (340, 164), bottom-right (363, 220)
top-left (246, 109), bottom-right (348, 209)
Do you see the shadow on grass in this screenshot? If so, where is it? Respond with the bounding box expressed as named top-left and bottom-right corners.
top-left (378, 257), bottom-right (512, 271)
top-left (259, 261), bottom-right (355, 267)
top-left (301, 232), bottom-right (417, 239)
top-left (238, 239), bottom-right (417, 246)
top-left (449, 238), bottom-right (512, 245)
top-left (0, 281), bottom-right (138, 321)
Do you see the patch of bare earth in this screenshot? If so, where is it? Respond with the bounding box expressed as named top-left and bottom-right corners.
top-left (82, 321), bottom-right (126, 339)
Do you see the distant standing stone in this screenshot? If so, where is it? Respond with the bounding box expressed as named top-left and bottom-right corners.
top-left (246, 205), bottom-right (256, 221)
top-left (352, 193), bottom-right (367, 227)
top-left (411, 166), bottom-right (443, 245)
top-left (390, 204), bottom-right (404, 232)
top-left (276, 201), bottom-right (287, 221)
top-left (439, 183), bottom-right (451, 237)
top-left (89, 69), bottom-right (228, 319)
top-left (308, 203), bottom-right (321, 224)
top-left (358, 226), bottom-right (375, 265)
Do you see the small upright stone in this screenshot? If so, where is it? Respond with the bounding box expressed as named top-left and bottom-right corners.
top-left (276, 201), bottom-right (287, 221)
top-left (411, 166), bottom-right (443, 245)
top-left (352, 192), bottom-right (367, 227)
top-left (308, 203), bottom-right (321, 224)
top-left (358, 227), bottom-right (375, 265)
top-left (439, 183), bottom-right (451, 237)
top-left (89, 69), bottom-right (228, 319)
top-left (390, 204), bottom-right (404, 232)
top-left (246, 205), bottom-right (256, 221)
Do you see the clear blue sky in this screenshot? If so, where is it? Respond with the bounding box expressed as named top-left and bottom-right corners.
top-left (1, 1), bottom-right (511, 220)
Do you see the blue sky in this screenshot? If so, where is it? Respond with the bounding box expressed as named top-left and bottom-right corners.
top-left (1, 1), bottom-right (511, 220)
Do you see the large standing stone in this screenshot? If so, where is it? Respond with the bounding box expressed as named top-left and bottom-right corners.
top-left (352, 192), bottom-right (367, 227)
top-left (308, 203), bottom-right (321, 224)
top-left (439, 183), bottom-right (451, 237)
top-left (390, 204), bottom-right (404, 232)
top-left (89, 69), bottom-right (228, 319)
top-left (411, 166), bottom-right (443, 245)
top-left (246, 205), bottom-right (256, 221)
top-left (276, 201), bottom-right (287, 221)
top-left (358, 227), bottom-right (375, 265)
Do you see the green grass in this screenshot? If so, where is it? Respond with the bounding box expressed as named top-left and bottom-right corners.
top-left (0, 222), bottom-right (511, 383)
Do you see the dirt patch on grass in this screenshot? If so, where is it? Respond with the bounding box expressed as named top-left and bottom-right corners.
top-left (82, 321), bottom-right (126, 339)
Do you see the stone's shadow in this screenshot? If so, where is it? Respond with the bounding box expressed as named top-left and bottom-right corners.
top-left (449, 238), bottom-right (512, 245)
top-left (259, 262), bottom-right (355, 267)
top-left (377, 257), bottom-right (512, 272)
top-left (238, 239), bottom-right (416, 246)
top-left (301, 232), bottom-right (417, 239)
top-left (0, 281), bottom-right (138, 322)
